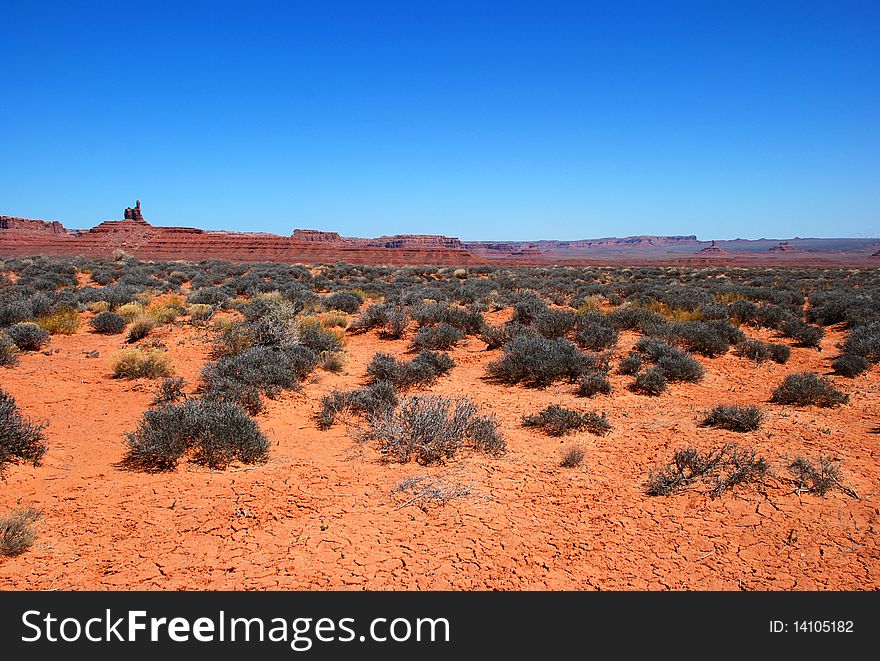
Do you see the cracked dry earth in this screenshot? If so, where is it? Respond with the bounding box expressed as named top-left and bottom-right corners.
top-left (1, 312), bottom-right (878, 590)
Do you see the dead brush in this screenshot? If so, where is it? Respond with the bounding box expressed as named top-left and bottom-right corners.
top-left (787, 456), bottom-right (859, 499)
top-left (647, 444), bottom-right (769, 497)
top-left (392, 475), bottom-right (485, 512)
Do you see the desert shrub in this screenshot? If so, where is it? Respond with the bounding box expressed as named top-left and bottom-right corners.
top-left (298, 318), bottom-right (344, 354)
top-left (511, 294), bottom-right (549, 325)
top-left (323, 291), bottom-right (363, 313)
top-left (522, 404), bottom-right (611, 437)
top-left (841, 322), bottom-right (880, 363)
top-left (674, 321), bottom-right (739, 357)
top-left (5, 323), bottom-right (50, 351)
top-left (150, 305), bottom-right (180, 324)
top-left (239, 302), bottom-right (300, 348)
top-left (0, 334), bottom-right (18, 367)
top-left (87, 301), bottom-right (111, 314)
top-left (411, 302), bottom-right (484, 333)
top-left (560, 444), bottom-right (585, 468)
top-left (111, 348), bottom-right (174, 379)
top-left (186, 286), bottom-right (233, 307)
top-left (187, 303), bottom-right (214, 323)
top-left (364, 395), bottom-right (505, 464)
top-left (382, 309), bottom-right (408, 339)
top-left (534, 308), bottom-right (576, 339)
top-left (647, 444), bottom-right (768, 497)
top-left (635, 337), bottom-right (678, 361)
top-left (319, 351), bottom-right (346, 373)
top-left (366, 350), bottom-right (454, 389)
top-left (768, 343), bottom-right (791, 364)
top-left (701, 405), bottom-right (763, 432)
top-left (152, 377), bottom-right (187, 406)
top-left (634, 338), bottom-right (703, 382)
top-left (211, 322), bottom-right (256, 357)
top-left (573, 313), bottom-right (618, 350)
top-left (787, 456), bottom-right (856, 497)
top-left (410, 323), bottom-right (464, 351)
top-left (608, 306), bottom-right (668, 331)
top-left (126, 314), bottom-right (156, 342)
top-left (90, 311), bottom-right (127, 334)
top-left (486, 335), bottom-right (593, 387)
top-left (771, 372), bottom-right (848, 407)
top-left (780, 319), bottom-right (824, 349)
top-left (316, 381), bottom-right (399, 430)
top-left (618, 352), bottom-right (643, 375)
top-left (656, 351), bottom-right (704, 383)
top-left (116, 302), bottom-right (146, 322)
top-left (479, 321), bottom-right (532, 350)
top-left (735, 339), bottom-right (771, 363)
top-left (0, 389), bottom-right (48, 470)
top-left (321, 312), bottom-right (348, 328)
top-left (632, 366), bottom-right (667, 395)
top-left (577, 372), bottom-right (612, 397)
top-left (0, 508), bottom-right (40, 557)
top-left (201, 376), bottom-right (264, 415)
top-left (832, 354), bottom-right (869, 378)
top-left (203, 344), bottom-right (317, 395)
top-left (349, 304), bottom-right (390, 333)
top-left (122, 398), bottom-right (269, 471)
top-left (36, 306), bottom-right (80, 335)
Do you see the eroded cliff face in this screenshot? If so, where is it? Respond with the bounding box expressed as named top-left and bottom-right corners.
top-left (0, 217), bottom-right (66, 234)
top-left (0, 208), bottom-right (476, 264)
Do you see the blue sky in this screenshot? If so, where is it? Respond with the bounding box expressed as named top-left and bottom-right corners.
top-left (1, 1), bottom-right (878, 240)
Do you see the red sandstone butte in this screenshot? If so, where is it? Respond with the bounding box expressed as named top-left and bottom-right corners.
top-left (697, 241), bottom-right (731, 255)
top-left (769, 241), bottom-right (799, 253)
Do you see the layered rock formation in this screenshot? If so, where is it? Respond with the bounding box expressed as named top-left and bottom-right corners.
top-left (769, 241), bottom-right (799, 253)
top-left (292, 229), bottom-right (342, 242)
top-left (697, 241), bottom-right (730, 255)
top-left (0, 216), bottom-right (66, 234)
top-left (2, 204), bottom-right (877, 266)
top-left (0, 204), bottom-right (475, 265)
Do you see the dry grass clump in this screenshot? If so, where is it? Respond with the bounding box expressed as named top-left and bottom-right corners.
top-left (0, 508), bottom-right (40, 557)
top-left (126, 314), bottom-right (156, 342)
top-left (111, 347), bottom-right (174, 379)
top-left (560, 444), bottom-right (586, 468)
top-left (116, 302), bottom-right (146, 323)
top-left (36, 306), bottom-right (80, 334)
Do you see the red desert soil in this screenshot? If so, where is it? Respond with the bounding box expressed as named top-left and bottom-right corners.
top-left (1, 311), bottom-right (878, 590)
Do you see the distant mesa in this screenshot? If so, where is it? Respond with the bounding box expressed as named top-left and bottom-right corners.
top-left (768, 241), bottom-right (799, 253)
top-left (697, 241), bottom-right (730, 255)
top-left (872, 247), bottom-right (880, 258)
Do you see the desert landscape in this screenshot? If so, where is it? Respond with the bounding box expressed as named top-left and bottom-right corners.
top-left (1, 246), bottom-right (877, 590)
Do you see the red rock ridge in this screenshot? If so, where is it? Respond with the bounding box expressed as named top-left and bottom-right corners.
top-left (0, 216), bottom-right (66, 234)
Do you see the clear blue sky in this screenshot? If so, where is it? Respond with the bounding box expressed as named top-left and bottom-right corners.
top-left (1, 0), bottom-right (878, 240)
